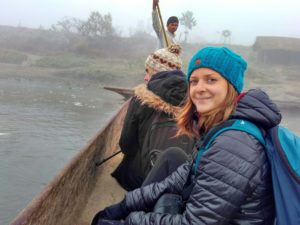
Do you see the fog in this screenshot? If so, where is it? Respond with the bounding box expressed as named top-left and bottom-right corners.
top-left (1, 1), bottom-right (300, 224)
top-left (1, 0), bottom-right (300, 45)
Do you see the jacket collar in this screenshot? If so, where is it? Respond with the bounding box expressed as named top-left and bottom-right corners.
top-left (134, 84), bottom-right (180, 116)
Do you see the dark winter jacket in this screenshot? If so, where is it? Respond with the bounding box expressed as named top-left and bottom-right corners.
top-left (112, 70), bottom-right (194, 191)
top-left (122, 89), bottom-right (281, 225)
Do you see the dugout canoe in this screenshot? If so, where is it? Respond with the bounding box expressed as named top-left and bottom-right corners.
top-left (104, 86), bottom-right (134, 100)
top-left (9, 100), bottom-right (129, 225)
top-left (8, 90), bottom-right (299, 225)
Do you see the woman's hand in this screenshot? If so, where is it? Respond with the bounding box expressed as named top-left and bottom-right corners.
top-left (153, 0), bottom-right (159, 10)
top-left (91, 200), bottom-right (129, 225)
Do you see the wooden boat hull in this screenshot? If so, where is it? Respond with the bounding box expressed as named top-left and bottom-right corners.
top-left (9, 101), bottom-right (129, 225)
top-left (104, 86), bottom-right (134, 100)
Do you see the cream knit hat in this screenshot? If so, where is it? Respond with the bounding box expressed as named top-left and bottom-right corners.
top-left (145, 44), bottom-right (182, 72)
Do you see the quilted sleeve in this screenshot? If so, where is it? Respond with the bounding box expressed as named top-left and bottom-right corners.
top-left (124, 130), bottom-right (266, 225)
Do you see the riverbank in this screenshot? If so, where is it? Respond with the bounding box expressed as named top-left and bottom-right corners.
top-left (0, 55), bottom-right (145, 88)
top-left (1, 58), bottom-right (299, 102)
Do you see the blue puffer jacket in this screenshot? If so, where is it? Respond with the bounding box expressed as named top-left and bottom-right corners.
top-left (122, 89), bottom-right (281, 225)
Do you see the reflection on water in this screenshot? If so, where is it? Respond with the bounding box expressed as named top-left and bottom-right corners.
top-left (0, 75), bottom-right (124, 224)
top-left (0, 75), bottom-right (299, 224)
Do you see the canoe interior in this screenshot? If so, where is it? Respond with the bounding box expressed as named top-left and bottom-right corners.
top-left (79, 154), bottom-right (125, 225)
top-left (9, 101), bottom-right (129, 225)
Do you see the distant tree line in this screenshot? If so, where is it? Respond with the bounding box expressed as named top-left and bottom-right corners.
top-left (51, 10), bottom-right (197, 41)
top-left (51, 11), bottom-right (114, 38)
top-left (0, 10), bottom-right (198, 59)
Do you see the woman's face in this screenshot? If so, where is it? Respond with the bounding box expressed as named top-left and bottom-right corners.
top-left (189, 68), bottom-right (228, 114)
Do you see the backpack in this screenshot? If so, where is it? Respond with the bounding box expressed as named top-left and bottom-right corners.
top-left (141, 112), bottom-right (195, 176)
top-left (194, 119), bottom-right (300, 225)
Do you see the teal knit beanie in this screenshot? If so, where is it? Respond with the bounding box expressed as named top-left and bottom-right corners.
top-left (186, 47), bottom-right (247, 93)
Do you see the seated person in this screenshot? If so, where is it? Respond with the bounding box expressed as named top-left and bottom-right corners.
top-left (111, 44), bottom-right (194, 191)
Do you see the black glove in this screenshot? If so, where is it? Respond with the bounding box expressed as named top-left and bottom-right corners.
top-left (94, 219), bottom-right (125, 225)
top-left (91, 200), bottom-right (129, 225)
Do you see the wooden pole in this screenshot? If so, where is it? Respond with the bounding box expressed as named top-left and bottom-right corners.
top-left (156, 3), bottom-right (169, 47)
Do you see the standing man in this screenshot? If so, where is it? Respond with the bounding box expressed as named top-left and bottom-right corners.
top-left (152, 0), bottom-right (179, 48)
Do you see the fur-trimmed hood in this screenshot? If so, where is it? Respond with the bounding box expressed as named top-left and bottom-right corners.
top-left (134, 70), bottom-right (187, 117)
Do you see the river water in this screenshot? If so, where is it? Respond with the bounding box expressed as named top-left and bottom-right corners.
top-left (0, 74), bottom-right (124, 224)
top-left (0, 73), bottom-right (299, 225)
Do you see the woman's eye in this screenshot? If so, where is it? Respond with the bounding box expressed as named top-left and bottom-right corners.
top-left (189, 80), bottom-right (197, 85)
top-left (207, 78), bottom-right (216, 83)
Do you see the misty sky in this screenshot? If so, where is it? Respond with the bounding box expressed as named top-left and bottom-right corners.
top-left (1, 0), bottom-right (299, 45)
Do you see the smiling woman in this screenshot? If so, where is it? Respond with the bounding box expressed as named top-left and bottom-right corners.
top-left (90, 47), bottom-right (279, 225)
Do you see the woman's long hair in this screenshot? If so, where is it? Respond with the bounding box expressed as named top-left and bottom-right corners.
top-left (177, 83), bottom-right (238, 138)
